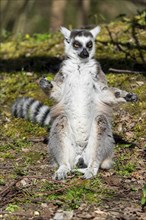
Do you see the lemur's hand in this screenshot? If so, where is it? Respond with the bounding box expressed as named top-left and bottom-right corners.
top-left (124, 93), bottom-right (138, 102)
top-left (39, 77), bottom-right (53, 96)
top-left (39, 77), bottom-right (53, 90)
top-left (39, 78), bottom-right (53, 91)
top-left (113, 88), bottom-right (138, 103)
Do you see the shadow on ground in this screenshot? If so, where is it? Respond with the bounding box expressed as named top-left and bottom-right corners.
top-left (0, 55), bottom-right (145, 76)
top-left (0, 56), bottom-right (62, 74)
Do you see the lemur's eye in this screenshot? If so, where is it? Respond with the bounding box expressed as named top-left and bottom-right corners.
top-left (86, 41), bottom-right (93, 49)
top-left (73, 41), bottom-right (82, 49)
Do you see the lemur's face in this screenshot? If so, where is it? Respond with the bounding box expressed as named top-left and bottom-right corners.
top-left (60, 26), bottom-right (100, 62)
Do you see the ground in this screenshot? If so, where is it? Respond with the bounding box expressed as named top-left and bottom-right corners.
top-left (0, 13), bottom-right (146, 220)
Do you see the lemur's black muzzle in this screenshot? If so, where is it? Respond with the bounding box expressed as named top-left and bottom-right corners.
top-left (79, 48), bottom-right (89, 58)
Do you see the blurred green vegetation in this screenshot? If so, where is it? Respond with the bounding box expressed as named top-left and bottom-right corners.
top-left (1, 0), bottom-right (146, 36)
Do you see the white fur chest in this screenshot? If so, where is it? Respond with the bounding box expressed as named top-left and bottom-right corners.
top-left (61, 59), bottom-right (97, 145)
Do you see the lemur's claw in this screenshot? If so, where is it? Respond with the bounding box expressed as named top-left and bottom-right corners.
top-left (124, 93), bottom-right (138, 102)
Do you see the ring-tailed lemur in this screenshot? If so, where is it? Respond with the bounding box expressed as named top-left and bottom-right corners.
top-left (12, 26), bottom-right (138, 179)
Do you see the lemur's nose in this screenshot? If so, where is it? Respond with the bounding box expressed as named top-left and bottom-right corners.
top-left (79, 48), bottom-right (89, 58)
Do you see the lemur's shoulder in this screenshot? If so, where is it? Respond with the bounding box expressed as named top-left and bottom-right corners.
top-left (53, 60), bottom-right (66, 83)
top-left (91, 60), bottom-right (107, 85)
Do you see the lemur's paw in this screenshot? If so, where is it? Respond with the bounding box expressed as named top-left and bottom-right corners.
top-left (39, 77), bottom-right (53, 90)
top-left (83, 170), bottom-right (94, 179)
top-left (82, 167), bottom-right (98, 179)
top-left (124, 93), bottom-right (138, 102)
top-left (53, 171), bottom-right (67, 180)
top-left (53, 165), bottom-right (70, 180)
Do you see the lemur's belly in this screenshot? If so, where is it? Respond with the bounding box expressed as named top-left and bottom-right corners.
top-left (63, 68), bottom-right (95, 145)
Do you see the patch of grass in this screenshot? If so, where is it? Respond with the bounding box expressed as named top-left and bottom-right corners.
top-left (0, 178), bottom-right (5, 186)
top-left (24, 151), bottom-right (45, 165)
top-left (115, 158), bottom-right (136, 176)
top-left (5, 204), bottom-right (20, 212)
top-left (0, 139), bottom-right (31, 152)
top-left (114, 143), bottom-right (137, 176)
top-left (0, 152), bottom-right (15, 159)
top-left (38, 178), bottom-right (114, 209)
top-left (13, 165), bottom-right (28, 176)
top-left (141, 184), bottom-right (146, 207)
top-left (1, 119), bottom-right (46, 141)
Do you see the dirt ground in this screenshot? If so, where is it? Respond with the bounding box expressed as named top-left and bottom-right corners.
top-left (0, 137), bottom-right (146, 219)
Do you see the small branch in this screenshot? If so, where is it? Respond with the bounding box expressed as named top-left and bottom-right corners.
top-left (96, 39), bottom-right (146, 50)
top-left (109, 68), bottom-right (146, 75)
top-left (25, 175), bottom-right (69, 185)
top-left (105, 26), bottom-right (136, 61)
top-left (37, 181), bottom-right (82, 196)
top-left (0, 175), bottom-right (69, 203)
top-left (0, 211), bottom-right (32, 218)
top-left (0, 175), bottom-right (73, 199)
top-left (0, 165), bottom-right (14, 169)
top-left (131, 23), bottom-right (146, 66)
top-left (27, 137), bottom-right (46, 143)
top-left (0, 175), bottom-right (83, 209)
top-left (0, 177), bottom-right (22, 198)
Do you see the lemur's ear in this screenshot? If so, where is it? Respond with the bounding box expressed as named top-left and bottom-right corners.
top-left (90, 26), bottom-right (100, 38)
top-left (60, 27), bottom-right (71, 43)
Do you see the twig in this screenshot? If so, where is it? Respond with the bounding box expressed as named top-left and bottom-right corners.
top-left (0, 177), bottom-right (22, 198)
top-left (0, 175), bottom-right (82, 208)
top-left (0, 165), bottom-right (14, 169)
top-left (105, 26), bottom-right (136, 61)
top-left (36, 180), bottom-right (82, 196)
top-left (25, 175), bottom-right (69, 185)
top-left (109, 68), bottom-right (146, 74)
top-left (0, 175), bottom-right (71, 198)
top-left (27, 137), bottom-right (46, 143)
top-left (0, 191), bottom-right (22, 208)
top-left (96, 39), bottom-right (146, 50)
top-left (0, 211), bottom-right (33, 217)
top-left (131, 24), bottom-right (146, 66)
top-left (25, 176), bottom-right (83, 196)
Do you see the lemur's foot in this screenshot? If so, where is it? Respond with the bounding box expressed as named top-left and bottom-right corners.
top-left (124, 93), bottom-right (138, 102)
top-left (82, 167), bottom-right (99, 179)
top-left (53, 165), bottom-right (70, 180)
top-left (39, 78), bottom-right (53, 93)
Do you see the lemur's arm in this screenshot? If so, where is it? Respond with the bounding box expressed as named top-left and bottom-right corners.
top-left (111, 87), bottom-right (138, 103)
top-left (95, 64), bottom-right (138, 105)
top-left (40, 76), bottom-right (138, 107)
top-left (39, 71), bottom-right (64, 102)
top-left (97, 86), bottom-right (138, 105)
top-left (40, 76), bottom-right (138, 105)
top-left (40, 62), bottom-right (138, 105)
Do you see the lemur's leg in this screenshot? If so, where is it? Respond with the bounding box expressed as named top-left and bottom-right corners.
top-left (82, 115), bottom-right (114, 179)
top-left (49, 115), bottom-right (76, 180)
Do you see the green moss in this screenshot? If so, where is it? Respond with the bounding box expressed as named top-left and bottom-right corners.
top-left (25, 151), bottom-right (45, 165)
top-left (116, 162), bottom-right (136, 176)
top-left (0, 152), bottom-right (15, 159)
top-left (5, 204), bottom-right (20, 212)
top-left (0, 178), bottom-right (5, 185)
top-left (13, 166), bottom-right (28, 176)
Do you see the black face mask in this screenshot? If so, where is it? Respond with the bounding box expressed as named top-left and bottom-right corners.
top-left (79, 48), bottom-right (89, 58)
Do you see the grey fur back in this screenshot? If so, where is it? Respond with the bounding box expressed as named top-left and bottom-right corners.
top-left (12, 97), bottom-right (51, 127)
